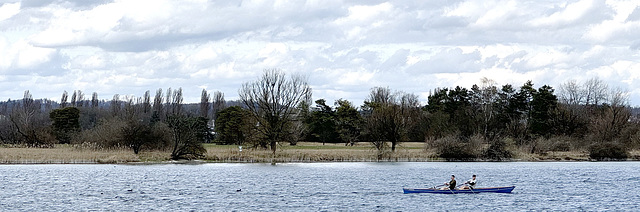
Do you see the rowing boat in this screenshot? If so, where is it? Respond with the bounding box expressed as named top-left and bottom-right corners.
top-left (403, 186), bottom-right (515, 194)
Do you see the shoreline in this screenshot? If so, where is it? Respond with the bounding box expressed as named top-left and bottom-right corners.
top-left (1, 142), bottom-right (638, 164)
top-left (2, 159), bottom-right (639, 165)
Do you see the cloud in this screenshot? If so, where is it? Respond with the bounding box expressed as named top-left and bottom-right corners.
top-left (406, 48), bottom-right (482, 74)
top-left (0, 2), bottom-right (20, 22)
top-left (0, 0), bottom-right (639, 106)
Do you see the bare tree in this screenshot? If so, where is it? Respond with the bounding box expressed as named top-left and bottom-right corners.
top-left (200, 89), bottom-right (210, 118)
top-left (123, 95), bottom-right (137, 118)
top-left (60, 91), bottom-right (68, 108)
top-left (43, 99), bottom-right (53, 112)
top-left (111, 94), bottom-right (121, 116)
top-left (558, 80), bottom-right (584, 105)
top-left (212, 91), bottom-right (226, 121)
top-left (91, 92), bottom-right (99, 108)
top-left (76, 90), bottom-right (84, 107)
top-left (143, 90), bottom-right (151, 114)
top-left (239, 69), bottom-right (311, 153)
top-left (172, 88), bottom-right (183, 116)
top-left (363, 87), bottom-right (419, 152)
top-left (165, 88), bottom-right (173, 117)
top-left (472, 77), bottom-right (499, 138)
top-left (9, 91), bottom-right (52, 147)
top-left (590, 88), bottom-right (631, 142)
top-left (70, 91), bottom-right (77, 107)
top-left (584, 77), bottom-right (608, 106)
top-left (152, 88), bottom-right (164, 120)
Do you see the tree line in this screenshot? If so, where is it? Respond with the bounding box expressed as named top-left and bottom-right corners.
top-left (1, 69), bottom-right (639, 160)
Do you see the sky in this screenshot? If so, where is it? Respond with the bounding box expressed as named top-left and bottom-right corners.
top-left (1, 0), bottom-right (640, 106)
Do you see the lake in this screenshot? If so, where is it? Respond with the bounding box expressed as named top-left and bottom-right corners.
top-left (1, 162), bottom-right (639, 211)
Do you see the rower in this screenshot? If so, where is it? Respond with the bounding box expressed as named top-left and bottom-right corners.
top-left (459, 175), bottom-right (477, 190)
top-left (440, 175), bottom-right (457, 190)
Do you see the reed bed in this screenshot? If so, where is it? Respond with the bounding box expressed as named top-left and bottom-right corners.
top-left (1, 142), bottom-right (638, 164)
top-left (203, 142), bottom-right (439, 162)
top-left (0, 146), bottom-right (140, 164)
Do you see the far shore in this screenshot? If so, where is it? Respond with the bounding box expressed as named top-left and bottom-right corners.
top-left (1, 142), bottom-right (638, 164)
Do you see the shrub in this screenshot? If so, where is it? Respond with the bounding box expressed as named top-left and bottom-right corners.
top-left (533, 136), bottom-right (572, 153)
top-left (589, 142), bottom-right (628, 161)
top-left (72, 117), bottom-right (126, 149)
top-left (483, 138), bottom-right (512, 161)
top-left (167, 116), bottom-right (208, 160)
top-left (431, 135), bottom-right (479, 161)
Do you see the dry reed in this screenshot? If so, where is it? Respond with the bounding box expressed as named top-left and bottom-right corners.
top-left (203, 142), bottom-right (439, 162)
top-left (1, 142), bottom-right (637, 164)
top-left (0, 146), bottom-right (140, 164)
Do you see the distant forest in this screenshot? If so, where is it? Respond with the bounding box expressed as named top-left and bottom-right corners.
top-left (1, 70), bottom-right (638, 160)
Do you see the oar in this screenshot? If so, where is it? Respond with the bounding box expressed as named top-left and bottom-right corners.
top-left (447, 187), bottom-right (455, 194)
top-left (467, 184), bottom-right (475, 194)
top-left (456, 183), bottom-right (475, 194)
top-left (430, 184), bottom-right (445, 189)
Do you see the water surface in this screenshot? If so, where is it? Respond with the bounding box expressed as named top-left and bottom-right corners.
top-left (1, 162), bottom-right (639, 211)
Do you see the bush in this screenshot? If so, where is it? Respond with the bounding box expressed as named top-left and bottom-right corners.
top-left (431, 135), bottom-right (480, 161)
top-left (483, 138), bottom-right (512, 161)
top-left (72, 117), bottom-right (126, 149)
top-left (533, 136), bottom-right (572, 153)
top-left (589, 142), bottom-right (628, 161)
top-left (167, 116), bottom-right (208, 160)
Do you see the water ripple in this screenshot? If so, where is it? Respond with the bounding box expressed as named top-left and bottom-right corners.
top-left (0, 162), bottom-right (639, 211)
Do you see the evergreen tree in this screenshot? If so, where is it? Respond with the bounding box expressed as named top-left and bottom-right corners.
top-left (49, 107), bottom-right (81, 144)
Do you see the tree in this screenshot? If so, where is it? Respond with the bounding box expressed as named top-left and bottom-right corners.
top-left (215, 106), bottom-right (250, 145)
top-left (10, 91), bottom-right (54, 147)
top-left (306, 99), bottom-right (338, 145)
top-left (171, 88), bottom-right (183, 116)
top-left (152, 88), bottom-right (164, 122)
top-left (589, 88), bottom-right (631, 142)
top-left (334, 99), bottom-right (363, 146)
top-left (119, 94), bottom-right (156, 154)
top-left (470, 77), bottom-right (499, 139)
top-left (91, 92), bottom-right (99, 108)
top-left (239, 69), bottom-right (312, 153)
top-left (120, 119), bottom-right (153, 154)
top-left (75, 90), bottom-right (84, 107)
top-left (558, 80), bottom-right (585, 105)
top-left (515, 81), bottom-right (536, 119)
top-left (60, 91), bottom-right (69, 108)
top-left (167, 115), bottom-right (208, 160)
top-left (111, 94), bottom-right (121, 116)
top-left (362, 87), bottom-right (394, 152)
top-left (507, 81), bottom-right (537, 144)
top-left (584, 77), bottom-right (608, 106)
top-left (494, 84), bottom-right (524, 139)
top-left (70, 91), bottom-right (77, 107)
top-left (363, 87), bottom-right (419, 152)
top-left (200, 89), bottom-right (210, 118)
top-left (211, 91), bottom-right (226, 121)
top-left (554, 80), bottom-right (590, 137)
top-left (530, 85), bottom-right (558, 137)
top-left (426, 86), bottom-right (475, 138)
top-left (49, 107), bottom-right (80, 144)
top-left (142, 90), bottom-right (151, 114)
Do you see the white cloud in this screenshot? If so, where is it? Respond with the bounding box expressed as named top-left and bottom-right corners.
top-left (0, 0), bottom-right (639, 106)
top-left (0, 2), bottom-right (20, 22)
top-left (530, 0), bottom-right (596, 27)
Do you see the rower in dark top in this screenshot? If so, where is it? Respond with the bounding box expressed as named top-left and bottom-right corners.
top-left (441, 175), bottom-right (456, 190)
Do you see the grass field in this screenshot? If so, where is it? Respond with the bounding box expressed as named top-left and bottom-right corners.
top-left (0, 142), bottom-right (637, 164)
